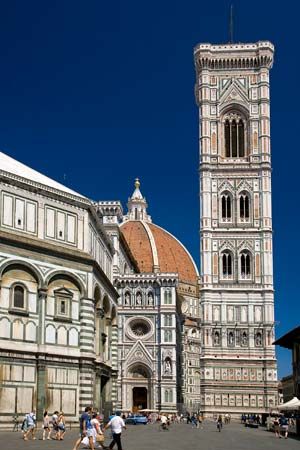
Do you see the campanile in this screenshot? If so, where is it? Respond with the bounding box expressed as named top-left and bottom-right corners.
top-left (194, 42), bottom-right (278, 414)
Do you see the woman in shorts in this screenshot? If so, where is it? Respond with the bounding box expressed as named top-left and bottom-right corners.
top-left (57, 412), bottom-right (66, 440)
top-left (273, 416), bottom-right (280, 438)
top-left (43, 411), bottom-right (51, 440)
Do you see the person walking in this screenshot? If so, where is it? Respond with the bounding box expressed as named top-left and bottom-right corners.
top-left (57, 411), bottom-right (66, 440)
top-left (279, 414), bottom-right (289, 439)
top-left (217, 415), bottom-right (223, 432)
top-left (104, 411), bottom-right (126, 450)
top-left (42, 411), bottom-right (51, 440)
top-left (50, 411), bottom-right (59, 440)
top-left (23, 410), bottom-right (37, 440)
top-left (91, 413), bottom-right (104, 449)
top-left (72, 406), bottom-right (94, 450)
top-left (273, 416), bottom-right (280, 438)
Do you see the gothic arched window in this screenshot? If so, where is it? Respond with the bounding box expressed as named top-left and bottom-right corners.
top-left (224, 113), bottom-right (246, 158)
top-left (222, 251), bottom-right (233, 278)
top-left (221, 192), bottom-right (232, 221)
top-left (240, 251), bottom-right (251, 278)
top-left (239, 192), bottom-right (250, 221)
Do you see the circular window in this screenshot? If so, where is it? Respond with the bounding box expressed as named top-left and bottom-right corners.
top-left (131, 320), bottom-right (150, 337)
top-left (126, 317), bottom-right (153, 340)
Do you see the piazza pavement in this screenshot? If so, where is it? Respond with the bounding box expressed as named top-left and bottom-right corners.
top-left (1, 420), bottom-right (299, 450)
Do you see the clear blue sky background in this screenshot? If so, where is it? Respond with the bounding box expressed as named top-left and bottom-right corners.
top-left (0, 1), bottom-right (298, 378)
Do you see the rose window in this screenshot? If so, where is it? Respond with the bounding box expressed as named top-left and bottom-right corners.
top-left (131, 320), bottom-right (150, 337)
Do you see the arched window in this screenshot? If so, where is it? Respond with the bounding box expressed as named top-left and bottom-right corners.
top-left (240, 251), bottom-right (251, 278)
top-left (13, 285), bottom-right (25, 309)
top-left (239, 192), bottom-right (250, 220)
top-left (221, 193), bottom-right (232, 221)
top-left (222, 252), bottom-right (233, 278)
top-left (224, 113), bottom-right (246, 158)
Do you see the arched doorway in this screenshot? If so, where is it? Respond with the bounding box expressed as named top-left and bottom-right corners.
top-left (128, 364), bottom-right (151, 412)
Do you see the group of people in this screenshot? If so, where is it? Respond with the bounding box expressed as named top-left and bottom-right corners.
top-left (21, 410), bottom-right (66, 441)
top-left (241, 413), bottom-right (261, 425)
top-left (72, 407), bottom-right (126, 450)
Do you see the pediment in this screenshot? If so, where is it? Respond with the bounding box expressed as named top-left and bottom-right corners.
top-left (125, 340), bottom-right (153, 368)
top-left (218, 180), bottom-right (234, 194)
top-left (236, 180), bottom-right (252, 193)
top-left (237, 240), bottom-right (254, 252)
top-left (219, 240), bottom-right (235, 253)
top-left (53, 287), bottom-right (74, 297)
top-left (220, 80), bottom-right (249, 107)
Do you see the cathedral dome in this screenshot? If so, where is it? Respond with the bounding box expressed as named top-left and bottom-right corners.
top-left (121, 179), bottom-right (198, 285)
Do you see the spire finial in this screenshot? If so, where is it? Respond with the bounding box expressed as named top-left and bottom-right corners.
top-left (229, 4), bottom-right (234, 44)
top-left (135, 178), bottom-right (140, 189)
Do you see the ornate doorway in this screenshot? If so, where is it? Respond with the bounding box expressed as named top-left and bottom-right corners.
top-left (128, 364), bottom-right (151, 412)
top-left (133, 387), bottom-right (147, 410)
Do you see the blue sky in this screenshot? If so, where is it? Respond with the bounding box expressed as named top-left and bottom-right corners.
top-left (0, 0), bottom-right (298, 378)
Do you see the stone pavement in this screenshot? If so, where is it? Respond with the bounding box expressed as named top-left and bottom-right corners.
top-left (1, 420), bottom-right (299, 450)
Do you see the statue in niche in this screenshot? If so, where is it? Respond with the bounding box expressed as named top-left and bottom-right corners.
top-left (241, 331), bottom-right (248, 346)
top-left (124, 292), bottom-right (131, 305)
top-left (255, 332), bottom-right (262, 346)
top-left (214, 331), bottom-right (220, 345)
top-left (164, 358), bottom-right (172, 375)
top-left (136, 292), bottom-right (142, 305)
top-left (228, 332), bottom-right (234, 345)
top-left (147, 292), bottom-right (154, 306)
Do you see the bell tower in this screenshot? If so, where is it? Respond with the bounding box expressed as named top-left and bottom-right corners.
top-left (194, 42), bottom-right (278, 415)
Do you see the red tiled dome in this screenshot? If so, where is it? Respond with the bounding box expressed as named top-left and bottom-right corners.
top-left (120, 220), bottom-right (198, 285)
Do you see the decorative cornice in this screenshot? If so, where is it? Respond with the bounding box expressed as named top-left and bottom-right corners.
top-left (194, 41), bottom-right (274, 71)
top-left (0, 170), bottom-right (90, 207)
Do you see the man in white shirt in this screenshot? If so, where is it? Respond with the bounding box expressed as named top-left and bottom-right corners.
top-left (104, 411), bottom-right (126, 450)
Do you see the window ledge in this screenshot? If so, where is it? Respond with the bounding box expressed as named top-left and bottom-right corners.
top-left (53, 316), bottom-right (73, 323)
top-left (8, 309), bottom-right (29, 317)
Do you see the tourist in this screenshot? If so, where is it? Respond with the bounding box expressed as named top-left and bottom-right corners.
top-left (217, 415), bottom-right (222, 432)
top-left (57, 411), bottom-right (66, 440)
top-left (104, 410), bottom-right (126, 450)
top-left (91, 412), bottom-right (104, 449)
top-left (160, 414), bottom-right (168, 430)
top-left (273, 416), bottom-right (280, 438)
top-left (23, 410), bottom-right (36, 440)
top-left (279, 414), bottom-right (289, 439)
top-left (42, 411), bottom-right (51, 440)
top-left (50, 410), bottom-right (59, 439)
top-left (72, 406), bottom-right (94, 450)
